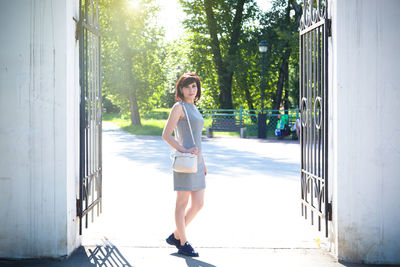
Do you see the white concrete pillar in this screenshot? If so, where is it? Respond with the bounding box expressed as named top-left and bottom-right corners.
top-left (329, 0), bottom-right (400, 264)
top-left (0, 0), bottom-right (80, 258)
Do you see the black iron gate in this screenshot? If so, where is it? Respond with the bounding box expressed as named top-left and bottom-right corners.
top-left (78, 0), bottom-right (102, 235)
top-left (299, 0), bottom-right (331, 237)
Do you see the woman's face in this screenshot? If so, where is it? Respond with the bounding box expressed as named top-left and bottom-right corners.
top-left (181, 82), bottom-right (197, 101)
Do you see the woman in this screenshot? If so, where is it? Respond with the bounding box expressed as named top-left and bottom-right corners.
top-left (162, 73), bottom-right (207, 257)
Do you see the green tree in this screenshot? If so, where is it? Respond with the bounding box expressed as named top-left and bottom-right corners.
top-left (259, 0), bottom-right (302, 111)
top-left (178, 0), bottom-right (301, 111)
top-left (179, 0), bottom-right (259, 109)
top-left (100, 0), bottom-right (166, 125)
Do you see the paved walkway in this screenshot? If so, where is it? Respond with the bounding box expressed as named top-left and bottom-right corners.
top-left (1, 122), bottom-right (374, 267)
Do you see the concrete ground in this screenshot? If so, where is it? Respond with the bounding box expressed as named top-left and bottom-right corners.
top-left (0, 122), bottom-right (380, 267)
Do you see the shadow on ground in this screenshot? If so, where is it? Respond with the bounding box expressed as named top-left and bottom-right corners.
top-left (171, 253), bottom-right (217, 267)
top-left (0, 238), bottom-right (132, 267)
top-left (104, 127), bottom-right (299, 179)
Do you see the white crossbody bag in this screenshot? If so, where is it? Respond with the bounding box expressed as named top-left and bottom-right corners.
top-left (172, 103), bottom-right (198, 173)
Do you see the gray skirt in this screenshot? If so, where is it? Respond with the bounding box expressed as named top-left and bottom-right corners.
top-left (173, 154), bottom-right (206, 191)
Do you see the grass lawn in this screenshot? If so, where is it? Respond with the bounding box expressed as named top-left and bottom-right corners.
top-left (103, 111), bottom-right (285, 138)
top-left (103, 113), bottom-right (166, 136)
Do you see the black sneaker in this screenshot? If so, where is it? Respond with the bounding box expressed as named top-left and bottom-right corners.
top-left (178, 242), bottom-right (199, 257)
top-left (166, 233), bottom-right (180, 249)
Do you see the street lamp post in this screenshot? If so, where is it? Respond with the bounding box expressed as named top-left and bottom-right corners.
top-left (258, 40), bottom-right (268, 138)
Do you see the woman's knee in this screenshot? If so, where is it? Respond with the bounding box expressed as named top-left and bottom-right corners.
top-left (192, 198), bottom-right (204, 211)
top-left (176, 192), bottom-right (190, 210)
top-left (191, 190), bottom-right (205, 211)
top-left (176, 199), bottom-right (189, 210)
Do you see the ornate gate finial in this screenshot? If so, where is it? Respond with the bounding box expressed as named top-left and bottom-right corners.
top-left (300, 0), bottom-right (328, 30)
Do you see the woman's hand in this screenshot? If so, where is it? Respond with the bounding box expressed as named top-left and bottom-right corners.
top-left (185, 147), bottom-right (199, 155)
top-left (202, 155), bottom-right (207, 176)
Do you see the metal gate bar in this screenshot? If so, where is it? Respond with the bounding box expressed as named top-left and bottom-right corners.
top-left (300, 0), bottom-right (331, 237)
top-left (78, 0), bottom-right (102, 235)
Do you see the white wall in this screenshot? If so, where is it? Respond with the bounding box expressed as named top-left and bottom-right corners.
top-left (330, 0), bottom-right (400, 264)
top-left (0, 0), bottom-right (80, 258)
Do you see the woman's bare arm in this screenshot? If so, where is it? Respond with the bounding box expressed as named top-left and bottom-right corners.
top-left (162, 103), bottom-right (198, 154)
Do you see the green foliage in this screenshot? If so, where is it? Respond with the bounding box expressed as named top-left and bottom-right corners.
top-left (100, 0), bottom-right (302, 120)
top-left (156, 39), bottom-right (192, 108)
top-left (258, 0), bottom-right (302, 109)
top-left (100, 0), bottom-right (167, 124)
top-left (103, 95), bottom-right (121, 113)
top-left (178, 0), bottom-right (261, 109)
top-left (178, 0), bottom-right (301, 110)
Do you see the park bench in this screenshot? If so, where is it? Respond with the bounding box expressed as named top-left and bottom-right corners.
top-left (206, 117), bottom-right (246, 138)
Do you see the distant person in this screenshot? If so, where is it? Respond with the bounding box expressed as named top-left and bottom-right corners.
top-left (162, 73), bottom-right (207, 257)
top-left (290, 117), bottom-right (301, 139)
top-left (275, 113), bottom-right (290, 137)
top-left (295, 118), bottom-right (300, 137)
top-left (293, 109), bottom-right (301, 138)
top-left (275, 114), bottom-right (286, 129)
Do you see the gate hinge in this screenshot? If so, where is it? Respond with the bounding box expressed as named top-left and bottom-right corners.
top-left (73, 16), bottom-right (79, 41)
top-left (327, 19), bottom-right (332, 37)
top-left (327, 202), bottom-right (333, 221)
top-left (76, 198), bottom-right (81, 216)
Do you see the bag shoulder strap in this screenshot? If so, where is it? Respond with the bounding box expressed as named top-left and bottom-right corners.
top-left (180, 102), bottom-right (196, 147)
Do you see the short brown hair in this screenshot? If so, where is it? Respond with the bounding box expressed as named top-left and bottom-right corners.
top-left (175, 72), bottom-right (202, 103)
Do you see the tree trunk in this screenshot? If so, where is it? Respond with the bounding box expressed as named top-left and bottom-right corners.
top-left (272, 0), bottom-right (294, 112)
top-left (243, 84), bottom-right (257, 123)
top-left (203, 0), bottom-right (246, 109)
top-left (222, 0), bottom-right (246, 109)
top-left (284, 55), bottom-right (290, 114)
top-left (244, 85), bottom-right (255, 110)
top-left (129, 91), bottom-right (141, 126)
top-left (291, 0), bottom-right (302, 26)
top-left (116, 13), bottom-right (142, 127)
top-left (272, 52), bottom-right (289, 111)
top-left (220, 73), bottom-right (234, 109)
top-left (284, 86), bottom-right (289, 114)
top-left (269, 54), bottom-right (289, 130)
top-left (204, 0), bottom-right (228, 108)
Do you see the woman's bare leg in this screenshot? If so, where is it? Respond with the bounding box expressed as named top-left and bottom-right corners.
top-left (174, 189), bottom-right (205, 243)
top-left (184, 189), bottom-right (205, 226)
top-left (175, 191), bottom-right (190, 245)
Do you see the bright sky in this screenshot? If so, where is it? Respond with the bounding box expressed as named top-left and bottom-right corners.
top-left (157, 0), bottom-right (272, 41)
top-left (157, 0), bottom-right (184, 41)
